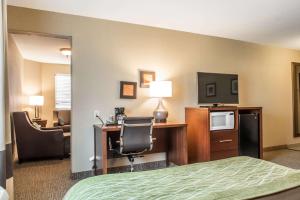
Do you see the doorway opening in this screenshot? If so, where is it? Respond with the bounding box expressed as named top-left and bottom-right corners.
top-left (7, 31), bottom-right (74, 199)
top-left (292, 62), bottom-right (300, 137)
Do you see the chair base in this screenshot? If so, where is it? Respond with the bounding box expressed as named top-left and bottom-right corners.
top-left (128, 156), bottom-right (134, 172)
top-left (127, 155), bottom-right (144, 172)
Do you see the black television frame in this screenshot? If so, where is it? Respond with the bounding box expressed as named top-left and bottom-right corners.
top-left (197, 72), bottom-right (239, 105)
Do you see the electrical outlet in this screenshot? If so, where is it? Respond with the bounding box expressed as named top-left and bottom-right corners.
top-left (94, 110), bottom-right (100, 119)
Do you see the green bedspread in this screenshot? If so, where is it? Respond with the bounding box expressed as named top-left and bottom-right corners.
top-left (64, 157), bottom-right (300, 200)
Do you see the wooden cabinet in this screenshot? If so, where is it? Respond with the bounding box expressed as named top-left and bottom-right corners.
top-left (185, 106), bottom-right (238, 163)
top-left (211, 131), bottom-right (238, 152)
top-left (185, 106), bottom-right (263, 163)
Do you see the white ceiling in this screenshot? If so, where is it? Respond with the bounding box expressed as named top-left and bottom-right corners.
top-left (7, 0), bottom-right (300, 50)
top-left (11, 33), bottom-right (71, 64)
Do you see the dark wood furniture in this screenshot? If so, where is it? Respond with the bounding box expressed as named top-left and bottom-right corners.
top-left (94, 122), bottom-right (188, 174)
top-left (32, 118), bottom-right (47, 127)
top-left (185, 106), bottom-right (263, 163)
top-left (186, 106), bottom-right (239, 163)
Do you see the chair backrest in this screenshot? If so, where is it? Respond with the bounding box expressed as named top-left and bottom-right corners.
top-left (53, 110), bottom-right (71, 125)
top-left (11, 112), bottom-right (40, 158)
top-left (12, 112), bottom-right (41, 142)
top-left (120, 117), bottom-right (154, 155)
top-left (24, 111), bottom-right (33, 124)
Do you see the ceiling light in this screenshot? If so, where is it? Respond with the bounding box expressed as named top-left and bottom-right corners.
top-left (60, 48), bottom-right (71, 56)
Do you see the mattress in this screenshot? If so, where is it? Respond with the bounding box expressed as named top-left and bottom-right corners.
top-left (64, 156), bottom-right (300, 200)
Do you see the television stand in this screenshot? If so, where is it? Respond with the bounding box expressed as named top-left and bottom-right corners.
top-left (185, 106), bottom-right (263, 163)
top-left (199, 104), bottom-right (228, 108)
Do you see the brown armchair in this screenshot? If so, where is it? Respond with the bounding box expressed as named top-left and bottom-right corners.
top-left (12, 112), bottom-right (67, 162)
top-left (53, 110), bottom-right (71, 132)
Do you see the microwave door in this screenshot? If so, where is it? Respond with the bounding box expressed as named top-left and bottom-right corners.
top-left (211, 114), bottom-right (227, 130)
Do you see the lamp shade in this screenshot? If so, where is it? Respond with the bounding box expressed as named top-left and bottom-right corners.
top-left (150, 81), bottom-right (172, 98)
top-left (29, 96), bottom-right (44, 106)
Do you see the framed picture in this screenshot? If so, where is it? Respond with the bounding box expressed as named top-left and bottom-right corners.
top-left (120, 81), bottom-right (137, 99)
top-left (140, 70), bottom-right (156, 88)
top-left (231, 79), bottom-right (238, 95)
top-left (206, 83), bottom-right (216, 97)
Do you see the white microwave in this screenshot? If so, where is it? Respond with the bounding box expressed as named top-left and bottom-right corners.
top-left (210, 111), bottom-right (235, 131)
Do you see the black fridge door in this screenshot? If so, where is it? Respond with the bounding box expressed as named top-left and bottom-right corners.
top-left (239, 113), bottom-right (259, 158)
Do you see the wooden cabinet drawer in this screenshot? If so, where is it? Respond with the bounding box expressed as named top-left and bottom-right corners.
top-left (211, 149), bottom-right (238, 160)
top-left (210, 131), bottom-right (238, 152)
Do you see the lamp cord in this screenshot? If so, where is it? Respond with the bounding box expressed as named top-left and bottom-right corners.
top-left (96, 114), bottom-right (104, 126)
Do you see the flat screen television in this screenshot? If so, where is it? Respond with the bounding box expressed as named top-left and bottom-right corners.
top-left (198, 72), bottom-right (239, 104)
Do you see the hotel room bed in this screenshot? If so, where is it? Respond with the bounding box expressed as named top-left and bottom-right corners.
top-left (64, 157), bottom-right (300, 200)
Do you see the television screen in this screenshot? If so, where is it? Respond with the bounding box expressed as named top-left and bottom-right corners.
top-left (198, 72), bottom-right (239, 104)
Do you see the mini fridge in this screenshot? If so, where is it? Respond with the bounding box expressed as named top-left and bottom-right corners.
top-left (239, 113), bottom-right (260, 158)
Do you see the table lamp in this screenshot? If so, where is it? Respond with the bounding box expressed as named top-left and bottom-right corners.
top-left (149, 81), bottom-right (172, 123)
top-left (29, 95), bottom-right (44, 119)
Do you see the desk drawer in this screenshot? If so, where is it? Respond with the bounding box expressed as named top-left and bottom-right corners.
top-left (211, 132), bottom-right (238, 152)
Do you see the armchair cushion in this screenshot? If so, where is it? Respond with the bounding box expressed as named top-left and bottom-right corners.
top-left (32, 122), bottom-right (41, 130)
top-left (58, 117), bottom-right (65, 126)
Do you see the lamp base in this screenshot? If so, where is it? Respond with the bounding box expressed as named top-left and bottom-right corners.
top-left (153, 110), bottom-right (168, 123)
top-left (153, 98), bottom-right (168, 123)
top-left (154, 118), bottom-right (167, 123)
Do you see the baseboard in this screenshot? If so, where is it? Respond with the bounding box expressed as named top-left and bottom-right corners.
top-left (287, 143), bottom-right (300, 148)
top-left (71, 160), bottom-right (167, 180)
top-left (263, 145), bottom-right (288, 152)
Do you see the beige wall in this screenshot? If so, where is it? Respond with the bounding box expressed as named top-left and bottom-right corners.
top-left (21, 59), bottom-right (41, 118)
top-left (21, 60), bottom-right (70, 124)
top-left (7, 6), bottom-right (300, 173)
top-left (7, 34), bottom-right (23, 112)
top-left (40, 63), bottom-right (70, 125)
top-left (22, 59), bottom-right (41, 96)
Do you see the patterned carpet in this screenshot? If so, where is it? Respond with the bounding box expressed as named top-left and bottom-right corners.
top-left (13, 159), bottom-right (78, 200)
top-left (264, 149), bottom-right (300, 169)
top-left (13, 149), bottom-right (300, 200)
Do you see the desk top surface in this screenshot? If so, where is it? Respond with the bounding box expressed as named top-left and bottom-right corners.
top-left (94, 122), bottom-right (187, 131)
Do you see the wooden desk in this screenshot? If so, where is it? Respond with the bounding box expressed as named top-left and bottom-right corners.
top-left (94, 122), bottom-right (188, 174)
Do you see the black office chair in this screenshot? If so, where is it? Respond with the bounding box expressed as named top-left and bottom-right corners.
top-left (109, 117), bottom-right (154, 172)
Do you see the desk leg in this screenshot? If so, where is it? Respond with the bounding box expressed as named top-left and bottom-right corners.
top-left (168, 126), bottom-right (188, 165)
top-left (101, 131), bottom-right (108, 174)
